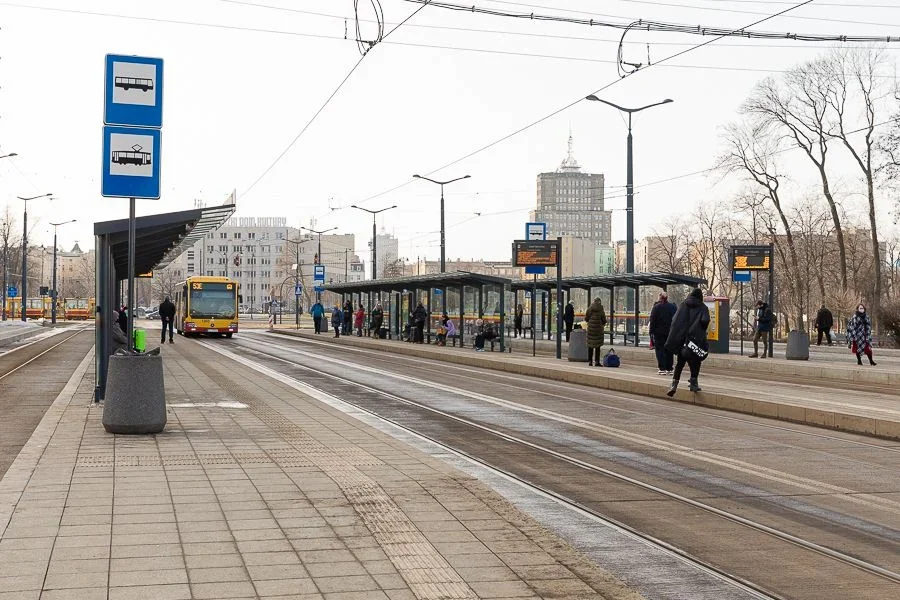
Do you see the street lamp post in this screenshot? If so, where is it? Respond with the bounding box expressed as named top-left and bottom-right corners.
top-left (350, 205), bottom-right (397, 281)
top-left (17, 193), bottom-right (53, 321)
top-left (49, 219), bottom-right (76, 325)
top-left (300, 226), bottom-right (337, 302)
top-left (412, 174), bottom-right (470, 274)
top-left (0, 153), bottom-right (17, 321)
top-left (585, 95), bottom-right (672, 337)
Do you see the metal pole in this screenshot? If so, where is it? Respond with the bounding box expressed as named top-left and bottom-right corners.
top-left (440, 183), bottom-right (446, 273)
top-left (532, 274), bottom-right (537, 357)
top-left (556, 237), bottom-right (562, 360)
top-left (20, 202), bottom-right (27, 321)
top-left (371, 215), bottom-right (377, 280)
top-left (2, 238), bottom-right (7, 321)
top-left (317, 233), bottom-right (322, 303)
top-left (768, 242), bottom-right (775, 358)
top-left (740, 281), bottom-right (744, 356)
top-left (295, 243), bottom-right (300, 329)
top-left (51, 229), bottom-right (58, 324)
top-left (625, 114), bottom-right (634, 335)
top-left (127, 197), bottom-right (136, 351)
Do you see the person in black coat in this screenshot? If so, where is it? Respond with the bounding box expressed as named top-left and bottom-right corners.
top-left (814, 304), bottom-right (834, 346)
top-left (159, 296), bottom-right (176, 344)
top-left (411, 302), bottom-right (427, 344)
top-left (648, 292), bottom-right (677, 375)
top-left (513, 304), bottom-right (524, 338)
top-left (665, 288), bottom-right (710, 396)
top-left (117, 306), bottom-right (128, 333)
top-left (563, 302), bottom-right (575, 342)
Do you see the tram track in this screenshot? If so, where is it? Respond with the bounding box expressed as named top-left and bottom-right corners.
top-left (0, 329), bottom-right (86, 381)
top-left (197, 334), bottom-right (900, 600)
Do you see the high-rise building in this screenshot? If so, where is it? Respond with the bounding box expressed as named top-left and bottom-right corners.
top-left (372, 230), bottom-right (399, 279)
top-left (530, 133), bottom-right (611, 245)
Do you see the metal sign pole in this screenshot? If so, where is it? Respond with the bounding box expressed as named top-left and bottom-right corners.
top-left (768, 242), bottom-right (775, 358)
top-left (740, 281), bottom-right (744, 356)
top-left (556, 237), bottom-right (562, 360)
top-left (127, 197), bottom-right (135, 352)
top-left (532, 274), bottom-right (537, 358)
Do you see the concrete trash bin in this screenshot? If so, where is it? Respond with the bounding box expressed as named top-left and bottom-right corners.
top-left (786, 330), bottom-right (810, 361)
top-left (102, 353), bottom-right (166, 434)
top-left (568, 328), bottom-right (588, 362)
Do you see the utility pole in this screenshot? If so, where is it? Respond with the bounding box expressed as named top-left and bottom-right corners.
top-left (0, 153), bottom-right (17, 321)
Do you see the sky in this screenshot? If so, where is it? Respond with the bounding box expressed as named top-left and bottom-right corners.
top-left (1, 0), bottom-right (898, 265)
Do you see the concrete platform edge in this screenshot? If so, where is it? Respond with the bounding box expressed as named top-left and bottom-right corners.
top-left (0, 346), bottom-right (94, 537)
top-left (274, 331), bottom-right (900, 442)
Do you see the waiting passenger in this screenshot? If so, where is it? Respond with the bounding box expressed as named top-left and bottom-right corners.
top-left (331, 305), bottom-right (343, 338)
top-left (311, 301), bottom-right (325, 334)
top-left (354, 304), bottom-right (365, 337)
top-left (473, 318), bottom-right (496, 352)
top-left (370, 304), bottom-right (384, 337)
top-left (111, 310), bottom-right (128, 354)
top-left (666, 287), bottom-right (711, 396)
top-left (514, 304), bottom-right (524, 338)
top-left (436, 313), bottom-right (456, 346)
top-left (585, 297), bottom-right (607, 367)
top-left (847, 304), bottom-right (876, 366)
top-left (412, 302), bottom-right (427, 344)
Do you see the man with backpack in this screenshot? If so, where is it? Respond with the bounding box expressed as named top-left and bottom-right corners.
top-left (749, 300), bottom-right (774, 358)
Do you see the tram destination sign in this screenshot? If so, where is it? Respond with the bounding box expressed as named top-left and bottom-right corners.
top-left (732, 245), bottom-right (772, 271)
top-left (512, 240), bottom-right (559, 267)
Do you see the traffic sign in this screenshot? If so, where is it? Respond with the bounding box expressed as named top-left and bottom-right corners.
top-left (102, 126), bottom-right (161, 199)
top-left (104, 54), bottom-right (164, 128)
top-left (313, 265), bottom-right (325, 282)
top-left (525, 222), bottom-right (547, 274)
top-left (7, 286), bottom-right (16, 298)
top-left (295, 283), bottom-right (303, 296)
top-left (314, 285), bottom-right (325, 293)
top-left (732, 270), bottom-right (751, 283)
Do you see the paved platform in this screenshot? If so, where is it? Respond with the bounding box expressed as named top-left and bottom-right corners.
top-left (0, 340), bottom-right (642, 599)
top-left (279, 331), bottom-right (900, 441)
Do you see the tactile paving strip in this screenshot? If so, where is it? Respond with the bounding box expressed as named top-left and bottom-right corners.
top-left (182, 348), bottom-right (481, 599)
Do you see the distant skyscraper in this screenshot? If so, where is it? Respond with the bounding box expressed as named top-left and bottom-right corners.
top-left (530, 132), bottom-right (611, 244)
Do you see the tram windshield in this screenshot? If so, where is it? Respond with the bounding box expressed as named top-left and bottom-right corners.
top-left (189, 283), bottom-right (236, 319)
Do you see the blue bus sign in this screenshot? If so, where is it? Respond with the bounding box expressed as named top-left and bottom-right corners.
top-left (7, 286), bottom-right (17, 298)
top-left (525, 222), bottom-right (547, 275)
top-left (104, 54), bottom-right (164, 128)
top-left (732, 270), bottom-right (751, 283)
top-left (313, 265), bottom-right (325, 282)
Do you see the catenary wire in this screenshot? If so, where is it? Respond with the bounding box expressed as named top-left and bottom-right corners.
top-left (351, 0), bottom-right (816, 209)
top-left (405, 0), bottom-right (900, 41)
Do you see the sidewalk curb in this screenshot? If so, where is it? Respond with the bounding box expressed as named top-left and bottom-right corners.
top-left (274, 330), bottom-right (900, 442)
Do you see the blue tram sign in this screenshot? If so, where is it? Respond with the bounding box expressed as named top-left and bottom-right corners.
top-left (7, 286), bottom-right (17, 298)
top-left (101, 126), bottom-right (161, 199)
top-left (104, 55), bottom-right (164, 128)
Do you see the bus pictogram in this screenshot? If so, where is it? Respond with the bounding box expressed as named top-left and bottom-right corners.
top-left (111, 144), bottom-right (152, 166)
top-left (114, 76), bottom-right (154, 92)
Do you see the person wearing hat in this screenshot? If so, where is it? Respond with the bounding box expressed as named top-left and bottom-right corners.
top-left (649, 291), bottom-right (677, 375)
top-left (665, 288), bottom-right (710, 395)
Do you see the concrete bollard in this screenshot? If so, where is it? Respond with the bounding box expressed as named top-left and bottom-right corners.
top-left (102, 353), bottom-right (167, 434)
top-left (568, 328), bottom-right (589, 362)
top-left (785, 330), bottom-right (810, 361)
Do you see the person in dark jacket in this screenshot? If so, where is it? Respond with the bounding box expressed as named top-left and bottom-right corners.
top-left (563, 301), bottom-right (575, 342)
top-left (648, 292), bottom-right (677, 375)
top-left (369, 304), bottom-right (384, 337)
top-left (411, 302), bottom-right (427, 344)
top-left (814, 304), bottom-right (834, 346)
top-left (665, 288), bottom-right (710, 396)
top-left (159, 296), bottom-right (176, 344)
top-left (342, 300), bottom-right (353, 335)
top-left (111, 310), bottom-right (128, 354)
top-left (331, 305), bottom-right (343, 338)
top-left (118, 305), bottom-right (128, 333)
top-left (584, 297), bottom-right (607, 367)
top-left (749, 300), bottom-right (774, 358)
top-left (513, 304), bottom-right (524, 338)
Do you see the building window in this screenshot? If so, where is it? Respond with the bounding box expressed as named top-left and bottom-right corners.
top-left (276, 232), bottom-right (284, 240)
top-left (232, 245), bottom-right (241, 252)
top-left (234, 232), bottom-right (242, 239)
top-left (207, 245), bottom-right (214, 253)
top-left (248, 232), bottom-right (255, 239)
top-left (220, 232), bottom-right (227, 239)
top-left (187, 251), bottom-right (195, 260)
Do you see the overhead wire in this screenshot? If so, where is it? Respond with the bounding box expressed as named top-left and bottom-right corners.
top-left (404, 0), bottom-right (900, 42)
top-left (353, 0), bottom-right (815, 208)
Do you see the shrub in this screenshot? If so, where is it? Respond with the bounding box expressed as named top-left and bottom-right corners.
top-left (879, 298), bottom-right (900, 347)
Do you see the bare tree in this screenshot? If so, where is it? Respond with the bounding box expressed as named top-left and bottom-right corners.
top-left (826, 47), bottom-right (891, 330)
top-left (744, 61), bottom-right (849, 290)
top-left (649, 215), bottom-right (689, 274)
top-left (718, 120), bottom-right (804, 329)
top-left (152, 267), bottom-right (180, 302)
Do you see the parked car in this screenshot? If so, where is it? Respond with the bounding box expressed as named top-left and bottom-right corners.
top-left (145, 309), bottom-right (160, 320)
